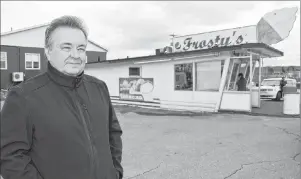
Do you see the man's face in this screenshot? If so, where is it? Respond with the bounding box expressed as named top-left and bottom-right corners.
top-left (45, 27), bottom-right (87, 77)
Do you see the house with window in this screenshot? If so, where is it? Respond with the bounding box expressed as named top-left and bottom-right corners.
top-left (85, 26), bottom-right (284, 113)
top-left (0, 23), bottom-right (107, 89)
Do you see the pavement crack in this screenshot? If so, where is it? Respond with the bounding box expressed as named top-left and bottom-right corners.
top-left (126, 162), bottom-right (163, 179)
top-left (223, 160), bottom-right (283, 179)
top-left (223, 165), bottom-right (243, 179)
top-left (275, 127), bottom-right (301, 141)
top-left (292, 153), bottom-right (300, 162)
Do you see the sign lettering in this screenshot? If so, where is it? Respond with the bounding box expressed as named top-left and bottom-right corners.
top-left (173, 26), bottom-right (257, 52)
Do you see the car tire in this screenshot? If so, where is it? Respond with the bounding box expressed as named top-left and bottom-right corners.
top-left (275, 91), bottom-right (281, 101)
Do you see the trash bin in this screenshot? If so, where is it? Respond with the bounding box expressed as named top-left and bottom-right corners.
top-left (251, 88), bottom-right (260, 107)
top-left (283, 86), bottom-right (300, 115)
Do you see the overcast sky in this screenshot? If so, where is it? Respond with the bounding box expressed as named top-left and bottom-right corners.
top-left (1, 1), bottom-right (300, 66)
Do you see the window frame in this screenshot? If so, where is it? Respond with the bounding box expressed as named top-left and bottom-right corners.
top-left (25, 53), bottom-right (41, 70)
top-left (129, 67), bottom-right (141, 77)
top-left (194, 59), bottom-right (225, 92)
top-left (0, 51), bottom-right (8, 70)
top-left (224, 57), bottom-right (252, 91)
top-left (174, 62), bottom-right (193, 91)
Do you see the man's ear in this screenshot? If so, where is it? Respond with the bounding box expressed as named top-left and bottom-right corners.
top-left (45, 48), bottom-right (51, 61)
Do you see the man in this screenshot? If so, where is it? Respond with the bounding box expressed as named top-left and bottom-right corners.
top-left (236, 73), bottom-right (247, 91)
top-left (1, 16), bottom-right (123, 179)
top-left (280, 76), bottom-right (287, 97)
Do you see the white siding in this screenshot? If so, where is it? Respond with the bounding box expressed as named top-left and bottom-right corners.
top-left (85, 52), bottom-right (230, 112)
top-left (85, 63), bottom-right (128, 96)
top-left (220, 91), bottom-right (251, 112)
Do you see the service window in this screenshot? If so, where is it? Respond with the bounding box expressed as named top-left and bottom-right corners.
top-left (1, 51), bottom-right (7, 70)
top-left (195, 60), bottom-right (224, 91)
top-left (129, 67), bottom-right (141, 77)
top-left (25, 53), bottom-right (40, 70)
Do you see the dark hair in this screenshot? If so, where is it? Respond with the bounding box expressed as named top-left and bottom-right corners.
top-left (45, 15), bottom-right (88, 49)
top-left (238, 73), bottom-right (244, 78)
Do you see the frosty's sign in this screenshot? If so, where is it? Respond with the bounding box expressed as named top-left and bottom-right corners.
top-left (173, 26), bottom-right (257, 52)
top-left (173, 6), bottom-right (299, 52)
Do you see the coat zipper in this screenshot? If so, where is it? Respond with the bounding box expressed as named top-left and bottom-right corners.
top-left (73, 79), bottom-right (97, 178)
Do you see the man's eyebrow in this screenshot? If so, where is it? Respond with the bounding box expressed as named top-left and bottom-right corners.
top-left (77, 44), bottom-right (87, 48)
top-left (60, 43), bottom-right (72, 46)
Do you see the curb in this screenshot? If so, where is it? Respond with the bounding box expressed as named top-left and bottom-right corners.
top-left (217, 110), bottom-right (299, 118)
top-left (134, 111), bottom-right (214, 117)
top-left (113, 105), bottom-right (214, 117)
top-left (114, 104), bottom-right (299, 118)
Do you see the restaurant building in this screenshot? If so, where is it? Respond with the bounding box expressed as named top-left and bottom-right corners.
top-left (85, 26), bottom-right (284, 113)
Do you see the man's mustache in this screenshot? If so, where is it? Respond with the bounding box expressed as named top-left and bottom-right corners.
top-left (64, 57), bottom-right (83, 64)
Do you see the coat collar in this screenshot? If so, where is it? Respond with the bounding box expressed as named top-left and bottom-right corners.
top-left (46, 62), bottom-right (84, 88)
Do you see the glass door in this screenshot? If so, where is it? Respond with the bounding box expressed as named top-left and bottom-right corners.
top-left (224, 57), bottom-right (250, 91)
top-left (245, 61), bottom-right (257, 88)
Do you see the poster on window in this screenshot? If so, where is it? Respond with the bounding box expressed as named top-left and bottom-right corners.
top-left (119, 78), bottom-right (154, 101)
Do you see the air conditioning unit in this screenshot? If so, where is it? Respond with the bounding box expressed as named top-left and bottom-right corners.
top-left (155, 48), bottom-right (165, 55)
top-left (12, 72), bottom-right (24, 82)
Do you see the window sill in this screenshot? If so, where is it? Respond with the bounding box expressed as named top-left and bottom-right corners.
top-left (195, 90), bottom-right (219, 92)
top-left (25, 68), bottom-right (41, 70)
top-left (223, 91), bottom-right (250, 94)
top-left (174, 89), bottom-right (193, 91)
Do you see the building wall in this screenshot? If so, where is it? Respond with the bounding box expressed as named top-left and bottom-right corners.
top-left (1, 46), bottom-right (20, 89)
top-left (19, 47), bottom-right (48, 80)
top-left (86, 51), bottom-right (106, 63)
top-left (1, 46), bottom-right (47, 89)
top-left (85, 52), bottom-right (230, 111)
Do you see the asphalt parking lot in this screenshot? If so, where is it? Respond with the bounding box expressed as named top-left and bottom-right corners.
top-left (1, 102), bottom-right (300, 179)
top-left (252, 99), bottom-right (285, 116)
top-left (114, 108), bottom-right (300, 179)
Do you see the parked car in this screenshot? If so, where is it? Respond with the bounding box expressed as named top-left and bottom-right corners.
top-left (260, 78), bottom-right (297, 101)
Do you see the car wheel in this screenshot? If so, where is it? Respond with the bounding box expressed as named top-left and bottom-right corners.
top-left (275, 92), bottom-right (281, 101)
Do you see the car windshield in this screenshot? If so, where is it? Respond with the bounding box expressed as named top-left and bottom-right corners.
top-left (261, 80), bottom-right (280, 86)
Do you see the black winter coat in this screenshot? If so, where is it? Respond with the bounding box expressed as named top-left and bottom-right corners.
top-left (1, 63), bottom-right (123, 179)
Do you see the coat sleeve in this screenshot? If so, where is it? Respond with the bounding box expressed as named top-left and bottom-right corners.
top-left (0, 87), bottom-right (43, 179)
top-left (102, 82), bottom-right (123, 179)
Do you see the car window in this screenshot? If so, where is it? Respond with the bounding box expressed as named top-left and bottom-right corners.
top-left (261, 80), bottom-right (280, 86)
top-left (286, 80), bottom-right (296, 86)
